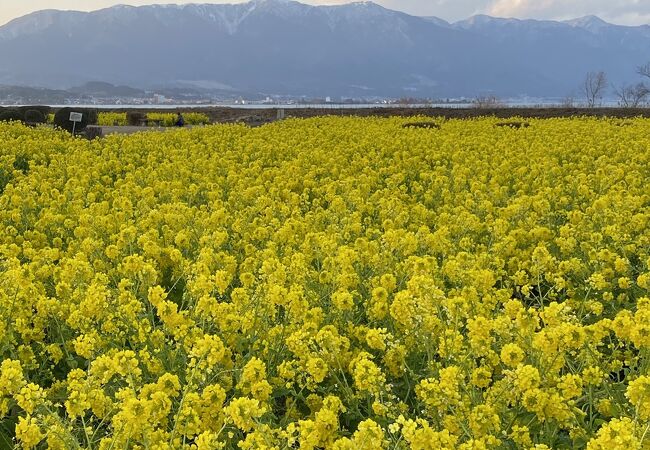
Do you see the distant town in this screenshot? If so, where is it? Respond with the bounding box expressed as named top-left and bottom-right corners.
top-left (0, 81), bottom-right (492, 107)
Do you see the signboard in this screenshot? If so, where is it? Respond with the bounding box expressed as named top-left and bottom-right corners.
top-left (69, 112), bottom-right (83, 135)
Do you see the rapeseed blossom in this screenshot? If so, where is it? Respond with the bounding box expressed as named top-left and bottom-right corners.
top-left (0, 117), bottom-right (648, 448)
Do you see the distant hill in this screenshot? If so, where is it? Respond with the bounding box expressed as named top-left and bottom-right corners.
top-left (0, 85), bottom-right (69, 104)
top-left (0, 0), bottom-right (649, 98)
top-left (67, 81), bottom-right (147, 98)
top-left (0, 81), bottom-right (150, 104)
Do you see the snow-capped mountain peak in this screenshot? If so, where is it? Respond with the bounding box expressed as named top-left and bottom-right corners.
top-left (565, 15), bottom-right (609, 29)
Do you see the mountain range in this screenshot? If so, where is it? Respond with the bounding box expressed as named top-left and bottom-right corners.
top-left (0, 0), bottom-right (649, 98)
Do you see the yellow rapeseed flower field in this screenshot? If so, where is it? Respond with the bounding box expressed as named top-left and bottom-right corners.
top-left (98, 113), bottom-right (128, 127)
top-left (98, 113), bottom-right (211, 127)
top-left (0, 117), bottom-right (649, 449)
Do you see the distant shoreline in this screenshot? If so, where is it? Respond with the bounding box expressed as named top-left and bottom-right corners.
top-left (4, 101), bottom-right (625, 110)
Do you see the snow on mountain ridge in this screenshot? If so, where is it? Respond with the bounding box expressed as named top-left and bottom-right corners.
top-left (182, 3), bottom-right (259, 34)
top-left (565, 15), bottom-right (609, 29)
top-left (455, 14), bottom-right (569, 29)
top-left (0, 1), bottom-right (646, 43)
top-left (165, 1), bottom-right (313, 33)
top-left (0, 10), bottom-right (84, 40)
top-left (1, 2), bottom-right (641, 37)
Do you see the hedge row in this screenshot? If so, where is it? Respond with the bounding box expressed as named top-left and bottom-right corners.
top-left (0, 106), bottom-right (51, 125)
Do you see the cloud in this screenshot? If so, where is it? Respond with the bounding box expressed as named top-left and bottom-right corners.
top-left (489, 0), bottom-right (553, 17)
top-left (487, 0), bottom-right (650, 25)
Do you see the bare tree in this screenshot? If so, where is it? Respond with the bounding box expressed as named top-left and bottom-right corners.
top-left (561, 94), bottom-right (576, 108)
top-left (472, 95), bottom-right (503, 109)
top-left (613, 83), bottom-right (650, 107)
top-left (638, 62), bottom-right (650, 80)
top-left (583, 71), bottom-right (608, 107)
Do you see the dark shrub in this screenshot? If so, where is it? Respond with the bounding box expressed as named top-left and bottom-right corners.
top-left (403, 122), bottom-right (440, 129)
top-left (83, 126), bottom-right (104, 140)
top-left (0, 109), bottom-right (24, 123)
top-left (126, 111), bottom-right (146, 126)
top-left (0, 166), bottom-right (12, 194)
top-left (496, 121), bottom-right (530, 129)
top-left (13, 154), bottom-right (30, 174)
top-left (53, 108), bottom-right (98, 134)
top-left (24, 110), bottom-right (46, 124)
top-left (18, 105), bottom-right (50, 118)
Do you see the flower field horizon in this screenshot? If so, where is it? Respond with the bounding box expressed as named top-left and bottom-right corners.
top-left (0, 117), bottom-right (649, 449)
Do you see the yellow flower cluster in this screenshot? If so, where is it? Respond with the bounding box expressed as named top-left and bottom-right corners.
top-left (0, 116), bottom-right (649, 448)
top-left (98, 112), bottom-right (211, 127)
top-left (146, 112), bottom-right (211, 126)
top-left (98, 112), bottom-right (128, 126)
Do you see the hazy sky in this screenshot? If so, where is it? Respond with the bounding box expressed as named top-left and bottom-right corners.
top-left (1, 0), bottom-right (649, 26)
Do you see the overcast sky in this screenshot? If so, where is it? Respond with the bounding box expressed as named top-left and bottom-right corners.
top-left (1, 0), bottom-right (649, 26)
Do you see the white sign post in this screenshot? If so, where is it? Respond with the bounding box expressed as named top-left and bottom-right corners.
top-left (69, 112), bottom-right (83, 135)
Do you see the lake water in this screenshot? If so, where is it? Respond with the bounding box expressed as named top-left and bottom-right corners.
top-left (16, 101), bottom-right (622, 109)
top-left (41, 103), bottom-right (474, 109)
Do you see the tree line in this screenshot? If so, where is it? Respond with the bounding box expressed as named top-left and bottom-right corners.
top-left (583, 62), bottom-right (650, 107)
